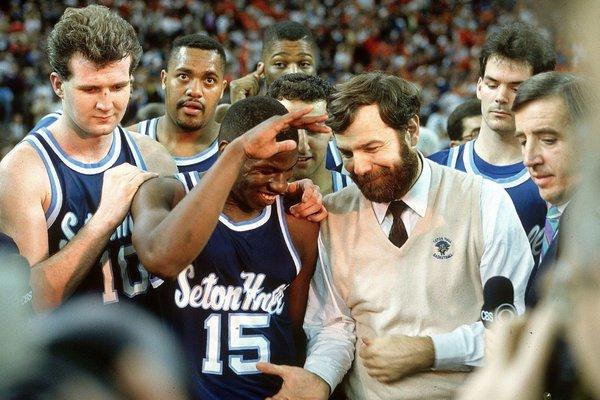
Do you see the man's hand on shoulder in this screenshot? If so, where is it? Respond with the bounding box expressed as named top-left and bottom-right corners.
top-left (257, 362), bottom-right (330, 400)
top-left (359, 335), bottom-right (435, 383)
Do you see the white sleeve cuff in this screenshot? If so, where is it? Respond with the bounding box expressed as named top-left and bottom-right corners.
top-left (429, 322), bottom-right (484, 370)
top-left (304, 357), bottom-right (341, 394)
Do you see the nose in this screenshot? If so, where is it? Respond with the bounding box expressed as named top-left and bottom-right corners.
top-left (349, 153), bottom-right (372, 176)
top-left (268, 173), bottom-right (289, 195)
top-left (286, 63), bottom-right (300, 74)
top-left (522, 138), bottom-right (542, 168)
top-left (297, 130), bottom-right (309, 155)
top-left (186, 78), bottom-right (203, 98)
top-left (494, 85), bottom-right (511, 105)
top-left (96, 88), bottom-right (113, 111)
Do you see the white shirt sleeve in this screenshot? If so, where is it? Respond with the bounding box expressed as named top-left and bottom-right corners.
top-left (430, 179), bottom-right (534, 369)
top-left (303, 233), bottom-right (356, 392)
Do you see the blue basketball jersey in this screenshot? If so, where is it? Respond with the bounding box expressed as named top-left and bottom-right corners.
top-left (30, 111), bottom-right (62, 132)
top-left (23, 127), bottom-right (157, 308)
top-left (429, 140), bottom-right (546, 261)
top-left (162, 196), bottom-right (301, 400)
top-left (325, 137), bottom-right (343, 173)
top-left (136, 117), bottom-right (219, 174)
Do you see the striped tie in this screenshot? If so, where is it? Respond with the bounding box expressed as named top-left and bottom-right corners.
top-left (540, 205), bottom-right (561, 262)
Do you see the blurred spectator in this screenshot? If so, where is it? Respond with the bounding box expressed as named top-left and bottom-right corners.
top-left (446, 98), bottom-right (482, 147)
top-left (0, 1), bottom-right (570, 158)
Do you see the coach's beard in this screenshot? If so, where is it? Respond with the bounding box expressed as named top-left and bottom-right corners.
top-left (352, 149), bottom-right (420, 203)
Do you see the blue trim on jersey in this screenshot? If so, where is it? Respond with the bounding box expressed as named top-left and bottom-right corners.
top-left (218, 205), bottom-right (271, 231)
top-left (23, 134), bottom-right (63, 228)
top-left (122, 127), bottom-right (147, 170)
top-left (331, 170), bottom-right (351, 193)
top-left (39, 127), bottom-right (122, 174)
top-left (173, 138), bottom-right (219, 166)
top-left (463, 140), bottom-right (529, 186)
top-left (275, 197), bottom-right (301, 273)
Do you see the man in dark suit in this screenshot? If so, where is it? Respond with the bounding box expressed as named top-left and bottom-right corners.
top-left (513, 71), bottom-right (594, 400)
top-left (512, 71), bottom-right (589, 308)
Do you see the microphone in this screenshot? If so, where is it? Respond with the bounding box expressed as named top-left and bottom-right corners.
top-left (480, 276), bottom-right (517, 328)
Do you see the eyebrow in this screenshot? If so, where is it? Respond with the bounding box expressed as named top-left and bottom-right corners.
top-left (77, 80), bottom-right (130, 89)
top-left (271, 52), bottom-right (314, 58)
top-left (514, 127), bottom-right (561, 137)
top-left (483, 75), bottom-right (526, 85)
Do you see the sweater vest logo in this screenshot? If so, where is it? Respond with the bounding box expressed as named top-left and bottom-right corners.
top-left (433, 236), bottom-right (453, 259)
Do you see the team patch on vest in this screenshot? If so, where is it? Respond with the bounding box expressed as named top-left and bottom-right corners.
top-left (432, 237), bottom-right (453, 259)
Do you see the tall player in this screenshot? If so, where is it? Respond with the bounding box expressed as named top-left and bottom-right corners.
top-left (131, 96), bottom-right (327, 399)
top-left (127, 34), bottom-right (227, 176)
top-left (0, 5), bottom-right (176, 311)
top-left (429, 22), bottom-right (556, 262)
top-left (268, 73), bottom-right (350, 195)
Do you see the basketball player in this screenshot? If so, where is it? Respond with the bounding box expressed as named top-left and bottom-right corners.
top-left (127, 34), bottom-right (227, 175)
top-left (268, 73), bottom-right (350, 195)
top-left (221, 21), bottom-right (344, 174)
top-left (0, 5), bottom-right (176, 311)
top-left (429, 22), bottom-right (556, 262)
top-left (131, 96), bottom-right (328, 399)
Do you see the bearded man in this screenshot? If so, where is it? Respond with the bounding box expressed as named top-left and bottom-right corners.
top-left (256, 72), bottom-right (534, 400)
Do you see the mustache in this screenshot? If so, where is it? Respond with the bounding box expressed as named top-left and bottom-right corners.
top-left (177, 98), bottom-right (204, 110)
top-left (351, 169), bottom-right (388, 185)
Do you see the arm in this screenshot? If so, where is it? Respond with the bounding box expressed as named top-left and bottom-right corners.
top-left (131, 108), bottom-right (329, 278)
top-left (285, 215), bottom-right (319, 332)
top-left (0, 145), bottom-right (156, 311)
top-left (429, 180), bottom-right (534, 369)
top-left (130, 131), bottom-right (178, 176)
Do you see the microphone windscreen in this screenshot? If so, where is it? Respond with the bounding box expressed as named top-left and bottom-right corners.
top-left (482, 276), bottom-right (514, 311)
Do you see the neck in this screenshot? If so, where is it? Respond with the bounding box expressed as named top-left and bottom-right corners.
top-left (222, 194), bottom-right (262, 222)
top-left (157, 115), bottom-right (219, 157)
top-left (49, 115), bottom-right (115, 163)
top-left (474, 124), bottom-right (522, 165)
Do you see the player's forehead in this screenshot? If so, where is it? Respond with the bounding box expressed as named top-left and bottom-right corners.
top-left (67, 52), bottom-right (131, 83)
top-left (246, 149), bottom-right (298, 171)
top-left (264, 39), bottom-right (316, 60)
top-left (483, 55), bottom-right (533, 82)
top-left (168, 47), bottom-right (224, 75)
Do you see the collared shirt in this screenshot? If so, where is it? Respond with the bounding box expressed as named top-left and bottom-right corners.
top-left (304, 158), bottom-right (534, 391)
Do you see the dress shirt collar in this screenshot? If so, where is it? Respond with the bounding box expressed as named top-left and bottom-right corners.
top-left (372, 153), bottom-right (430, 224)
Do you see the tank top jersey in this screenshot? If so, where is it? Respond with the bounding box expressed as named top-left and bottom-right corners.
top-left (30, 110), bottom-right (62, 132)
top-left (136, 117), bottom-right (219, 174)
top-left (429, 140), bottom-right (546, 264)
top-left (326, 137), bottom-right (344, 173)
top-left (23, 127), bottom-right (158, 310)
top-left (161, 196), bottom-right (302, 399)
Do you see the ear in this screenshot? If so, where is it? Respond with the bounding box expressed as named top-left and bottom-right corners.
top-left (476, 77), bottom-right (483, 100)
top-left (160, 69), bottom-right (167, 90)
top-left (220, 80), bottom-right (228, 100)
top-left (50, 72), bottom-right (64, 99)
top-left (218, 140), bottom-right (229, 154)
top-left (257, 62), bottom-right (265, 78)
top-left (406, 115), bottom-right (420, 147)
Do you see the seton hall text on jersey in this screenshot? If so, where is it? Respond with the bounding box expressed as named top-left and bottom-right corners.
top-left (58, 212), bottom-right (134, 248)
top-left (175, 266), bottom-right (288, 315)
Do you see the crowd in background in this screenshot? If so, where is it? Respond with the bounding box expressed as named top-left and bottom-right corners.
top-left (0, 0), bottom-right (572, 157)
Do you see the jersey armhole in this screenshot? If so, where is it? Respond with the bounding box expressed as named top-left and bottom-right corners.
top-left (275, 197), bottom-right (302, 275)
top-left (22, 136), bottom-right (63, 228)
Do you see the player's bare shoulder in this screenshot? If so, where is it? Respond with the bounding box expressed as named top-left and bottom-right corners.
top-left (285, 212), bottom-right (319, 258)
top-left (0, 141), bottom-right (49, 197)
top-left (127, 130), bottom-right (177, 176)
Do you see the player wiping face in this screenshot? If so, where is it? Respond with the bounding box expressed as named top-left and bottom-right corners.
top-left (132, 104), bottom-right (329, 278)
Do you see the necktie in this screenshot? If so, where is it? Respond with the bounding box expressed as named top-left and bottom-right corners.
top-left (540, 205), bottom-right (561, 262)
top-left (388, 201), bottom-right (408, 248)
